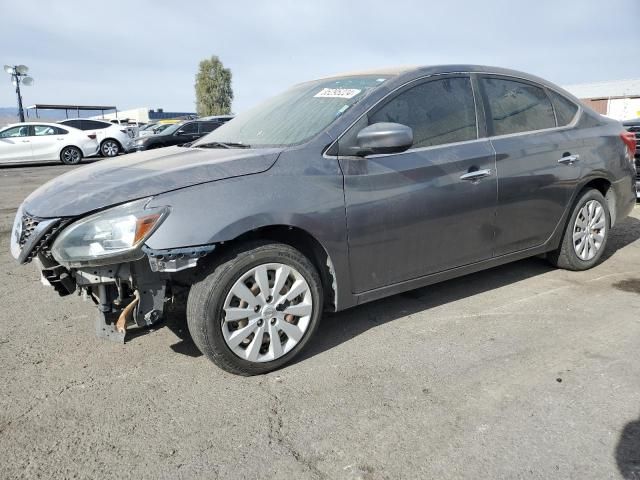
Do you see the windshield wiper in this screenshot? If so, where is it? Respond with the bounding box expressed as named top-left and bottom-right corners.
top-left (195, 141), bottom-right (251, 149)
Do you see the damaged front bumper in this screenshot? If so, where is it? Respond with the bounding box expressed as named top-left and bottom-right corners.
top-left (12, 208), bottom-right (214, 343)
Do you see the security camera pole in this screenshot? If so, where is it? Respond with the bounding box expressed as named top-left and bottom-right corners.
top-left (4, 65), bottom-right (34, 122)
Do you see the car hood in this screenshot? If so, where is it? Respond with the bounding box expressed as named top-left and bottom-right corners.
top-left (24, 146), bottom-right (282, 217)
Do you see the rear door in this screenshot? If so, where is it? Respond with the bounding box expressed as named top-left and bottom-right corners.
top-left (339, 75), bottom-right (498, 292)
top-left (0, 125), bottom-right (33, 162)
top-left (478, 75), bottom-right (582, 255)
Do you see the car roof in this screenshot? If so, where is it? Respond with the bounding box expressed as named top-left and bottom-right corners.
top-left (60, 118), bottom-right (110, 124)
top-left (2, 121), bottom-right (71, 128)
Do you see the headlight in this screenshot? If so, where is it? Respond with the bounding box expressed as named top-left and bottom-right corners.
top-left (9, 204), bottom-right (23, 260)
top-left (51, 198), bottom-right (169, 266)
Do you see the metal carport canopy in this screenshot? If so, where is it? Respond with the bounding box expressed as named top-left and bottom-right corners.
top-left (26, 104), bottom-right (118, 119)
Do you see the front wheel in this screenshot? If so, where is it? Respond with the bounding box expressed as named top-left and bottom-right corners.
top-left (60, 146), bottom-right (83, 165)
top-left (100, 139), bottom-right (121, 157)
top-left (547, 188), bottom-right (610, 270)
top-left (187, 242), bottom-right (323, 375)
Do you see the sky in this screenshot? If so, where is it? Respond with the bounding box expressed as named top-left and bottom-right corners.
top-left (1, 0), bottom-right (639, 114)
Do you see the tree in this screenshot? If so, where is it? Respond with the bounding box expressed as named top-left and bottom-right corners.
top-left (195, 56), bottom-right (233, 116)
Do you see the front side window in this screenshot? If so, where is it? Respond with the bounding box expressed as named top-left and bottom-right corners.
top-left (481, 77), bottom-right (555, 136)
top-left (549, 90), bottom-right (578, 126)
top-left (369, 76), bottom-right (477, 149)
top-left (0, 126), bottom-right (29, 138)
top-left (193, 75), bottom-right (389, 148)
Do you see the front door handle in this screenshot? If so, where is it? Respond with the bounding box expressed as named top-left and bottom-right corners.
top-left (558, 154), bottom-right (580, 165)
top-left (460, 168), bottom-right (492, 182)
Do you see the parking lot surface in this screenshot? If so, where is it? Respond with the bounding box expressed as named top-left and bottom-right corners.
top-left (1, 162), bottom-right (639, 480)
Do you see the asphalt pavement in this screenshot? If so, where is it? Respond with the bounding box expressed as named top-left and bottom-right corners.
top-left (1, 161), bottom-right (639, 479)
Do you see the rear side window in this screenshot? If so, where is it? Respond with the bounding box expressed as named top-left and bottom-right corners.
top-left (549, 90), bottom-right (578, 126)
top-left (33, 125), bottom-right (58, 136)
top-left (200, 122), bottom-right (220, 133)
top-left (481, 77), bottom-right (555, 135)
top-left (369, 76), bottom-right (477, 149)
top-left (179, 123), bottom-right (198, 134)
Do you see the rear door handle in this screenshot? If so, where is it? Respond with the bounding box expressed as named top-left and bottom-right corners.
top-left (558, 154), bottom-right (580, 165)
top-left (460, 169), bottom-right (493, 182)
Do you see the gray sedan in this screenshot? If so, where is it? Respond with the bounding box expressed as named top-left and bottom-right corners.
top-left (10, 65), bottom-right (636, 375)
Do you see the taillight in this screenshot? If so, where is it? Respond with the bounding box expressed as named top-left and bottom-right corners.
top-left (621, 131), bottom-right (636, 158)
top-left (120, 129), bottom-right (127, 134)
top-left (87, 133), bottom-right (97, 140)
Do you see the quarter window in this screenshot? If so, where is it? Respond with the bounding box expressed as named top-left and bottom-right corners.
top-left (481, 77), bottom-right (555, 135)
top-left (369, 76), bottom-right (477, 148)
top-left (549, 90), bottom-right (578, 126)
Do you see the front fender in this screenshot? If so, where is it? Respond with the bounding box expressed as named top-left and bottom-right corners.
top-left (144, 152), bottom-right (356, 310)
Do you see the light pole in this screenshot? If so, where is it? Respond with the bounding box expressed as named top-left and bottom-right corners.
top-left (4, 65), bottom-right (33, 123)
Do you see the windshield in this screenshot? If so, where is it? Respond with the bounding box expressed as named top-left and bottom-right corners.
top-left (193, 75), bottom-right (388, 148)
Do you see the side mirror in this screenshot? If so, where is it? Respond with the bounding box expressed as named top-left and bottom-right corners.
top-left (176, 129), bottom-right (188, 136)
top-left (356, 122), bottom-right (413, 156)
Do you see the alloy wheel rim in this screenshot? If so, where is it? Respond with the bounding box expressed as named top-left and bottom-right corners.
top-left (103, 141), bottom-right (118, 156)
top-left (572, 199), bottom-right (606, 261)
top-left (222, 262), bottom-right (313, 363)
top-left (63, 148), bottom-right (79, 163)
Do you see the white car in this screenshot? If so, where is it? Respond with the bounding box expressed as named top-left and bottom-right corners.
top-left (0, 122), bottom-right (99, 165)
top-left (59, 119), bottom-right (134, 157)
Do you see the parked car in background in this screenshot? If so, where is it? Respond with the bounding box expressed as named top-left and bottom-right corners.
top-left (622, 118), bottom-right (640, 198)
top-left (0, 122), bottom-right (98, 165)
top-left (10, 65), bottom-right (636, 375)
top-left (132, 120), bottom-right (222, 151)
top-left (59, 119), bottom-right (133, 157)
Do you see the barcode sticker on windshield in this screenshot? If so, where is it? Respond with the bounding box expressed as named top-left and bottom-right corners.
top-left (314, 88), bottom-right (361, 99)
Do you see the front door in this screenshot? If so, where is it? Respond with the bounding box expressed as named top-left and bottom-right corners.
top-left (0, 125), bottom-right (32, 163)
top-left (339, 75), bottom-right (497, 293)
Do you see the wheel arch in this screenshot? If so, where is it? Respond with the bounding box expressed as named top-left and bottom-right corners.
top-left (578, 176), bottom-right (616, 226)
top-left (59, 144), bottom-right (83, 161)
top-left (101, 137), bottom-right (123, 149)
top-left (204, 224), bottom-right (338, 312)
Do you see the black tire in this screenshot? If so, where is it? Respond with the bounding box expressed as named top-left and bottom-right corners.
top-left (547, 188), bottom-right (610, 270)
top-left (59, 146), bottom-right (83, 165)
top-left (100, 139), bottom-right (121, 157)
top-left (187, 242), bottom-right (323, 375)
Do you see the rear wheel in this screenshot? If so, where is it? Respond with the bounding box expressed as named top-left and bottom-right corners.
top-left (60, 146), bottom-right (82, 165)
top-left (547, 188), bottom-right (610, 270)
top-left (187, 242), bottom-right (323, 375)
top-left (100, 139), bottom-right (121, 157)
